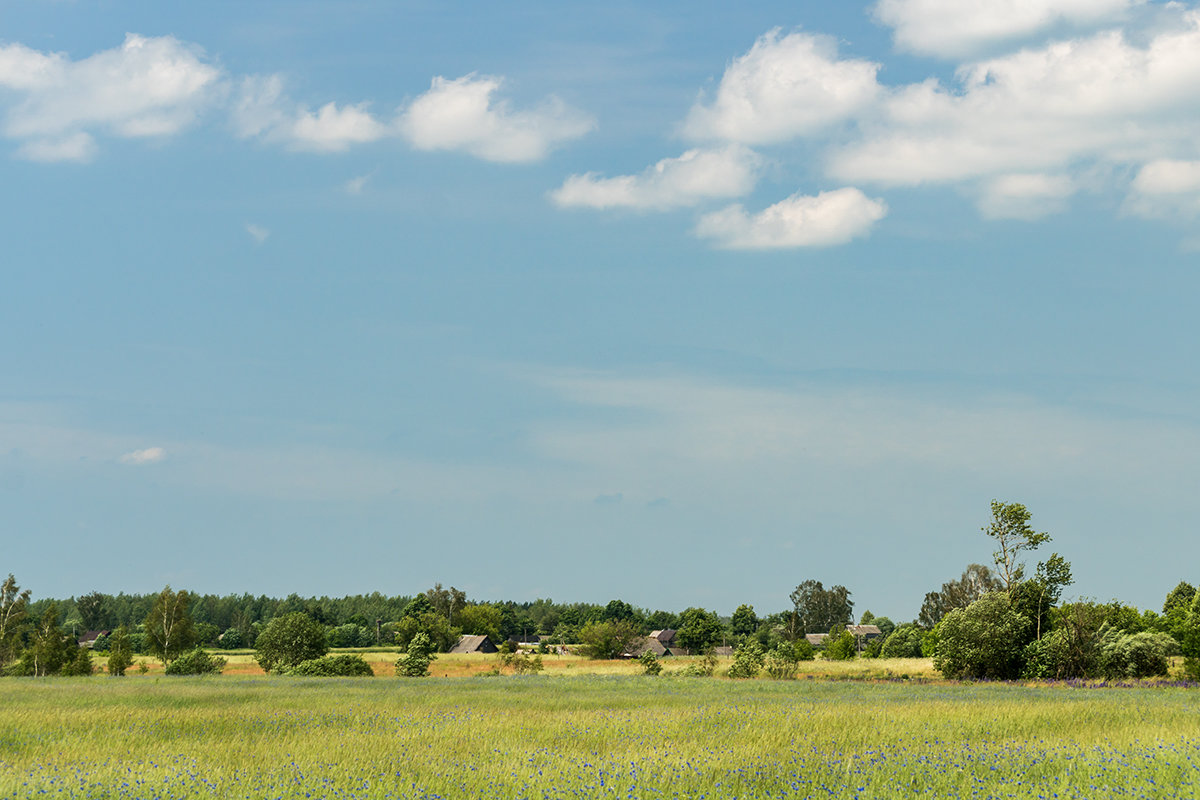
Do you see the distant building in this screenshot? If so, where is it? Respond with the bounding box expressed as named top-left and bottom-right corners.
top-left (77, 630), bottom-right (111, 649)
top-left (448, 634), bottom-right (498, 654)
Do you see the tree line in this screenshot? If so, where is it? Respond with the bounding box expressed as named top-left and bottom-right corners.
top-left (2, 500), bottom-right (1199, 680)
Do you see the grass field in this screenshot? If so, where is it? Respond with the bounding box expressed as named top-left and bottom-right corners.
top-left (2, 665), bottom-right (1198, 799)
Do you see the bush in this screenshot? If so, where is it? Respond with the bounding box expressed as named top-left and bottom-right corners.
top-left (164, 648), bottom-right (226, 675)
top-left (727, 642), bottom-right (764, 678)
top-left (638, 651), bottom-right (662, 676)
top-left (498, 650), bottom-right (543, 675)
top-left (60, 647), bottom-right (94, 676)
top-left (825, 630), bottom-right (856, 661)
top-left (91, 633), bottom-right (110, 652)
top-left (933, 592), bottom-right (1030, 680)
top-left (764, 644), bottom-right (799, 680)
top-left (880, 625), bottom-right (925, 659)
top-left (675, 653), bottom-right (717, 677)
top-left (793, 639), bottom-right (815, 661)
top-left (255, 613), bottom-right (328, 674)
top-left (1097, 628), bottom-right (1174, 679)
top-left (395, 632), bottom-right (437, 677)
top-left (219, 628), bottom-right (243, 649)
top-left (287, 654), bottom-right (374, 677)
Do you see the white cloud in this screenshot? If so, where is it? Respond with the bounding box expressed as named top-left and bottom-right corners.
top-left (119, 446), bottom-right (165, 465)
top-left (398, 73), bottom-right (594, 163)
top-left (977, 173), bottom-right (1075, 220)
top-left (694, 187), bottom-right (886, 249)
top-left (1124, 159), bottom-right (1200, 218)
top-left (830, 18), bottom-right (1200, 189)
top-left (873, 0), bottom-right (1143, 59)
top-left (683, 29), bottom-right (881, 145)
top-left (551, 145), bottom-right (762, 210)
top-left (0, 34), bottom-right (223, 161)
top-left (245, 223), bottom-right (269, 243)
top-left (231, 75), bottom-right (386, 152)
top-left (343, 172), bottom-right (371, 194)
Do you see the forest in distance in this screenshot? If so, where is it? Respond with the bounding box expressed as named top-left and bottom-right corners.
top-left (2, 501), bottom-right (1199, 682)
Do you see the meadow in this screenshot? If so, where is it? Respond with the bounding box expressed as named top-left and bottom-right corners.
top-left (2, 661), bottom-right (1198, 800)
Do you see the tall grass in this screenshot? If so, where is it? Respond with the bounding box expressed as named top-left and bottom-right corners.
top-left (1, 676), bottom-right (1197, 798)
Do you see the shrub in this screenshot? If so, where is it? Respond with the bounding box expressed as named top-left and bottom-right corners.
top-left (164, 648), bottom-right (226, 676)
top-left (825, 630), bottom-right (856, 661)
top-left (727, 642), bottom-right (765, 678)
top-left (498, 650), bottom-right (544, 675)
top-left (933, 592), bottom-right (1030, 680)
top-left (792, 639), bottom-right (815, 661)
top-left (288, 654), bottom-right (374, 677)
top-left (764, 644), bottom-right (799, 679)
top-left (676, 653), bottom-right (717, 678)
top-left (395, 632), bottom-right (436, 677)
top-left (1097, 628), bottom-right (1174, 679)
top-left (219, 628), bottom-right (243, 649)
top-left (638, 651), bottom-right (662, 676)
top-left (880, 625), bottom-right (925, 659)
top-left (91, 633), bottom-right (110, 652)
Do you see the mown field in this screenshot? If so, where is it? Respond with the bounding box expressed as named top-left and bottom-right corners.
top-left (2, 665), bottom-right (1198, 799)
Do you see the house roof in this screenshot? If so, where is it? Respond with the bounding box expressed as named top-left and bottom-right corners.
top-left (649, 629), bottom-right (676, 643)
top-left (848, 625), bottom-right (883, 636)
top-left (630, 637), bottom-right (669, 657)
top-left (448, 634), bottom-right (496, 654)
top-left (77, 630), bottom-right (111, 646)
top-left (805, 633), bottom-right (829, 646)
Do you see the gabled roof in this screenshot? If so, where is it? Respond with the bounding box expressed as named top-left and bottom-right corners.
top-left (632, 637), bottom-right (670, 657)
top-left (448, 634), bottom-right (497, 654)
top-left (805, 633), bottom-right (828, 646)
top-left (848, 625), bottom-right (883, 637)
top-left (649, 629), bottom-right (676, 643)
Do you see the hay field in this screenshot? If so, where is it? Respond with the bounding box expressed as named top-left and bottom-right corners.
top-left (1, 672), bottom-right (1198, 799)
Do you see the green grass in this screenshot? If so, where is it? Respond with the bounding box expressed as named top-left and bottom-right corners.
top-left (1, 675), bottom-right (1197, 798)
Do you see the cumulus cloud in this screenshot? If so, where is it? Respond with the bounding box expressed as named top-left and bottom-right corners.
top-left (873, 0), bottom-right (1143, 59)
top-left (398, 73), bottom-right (593, 163)
top-left (1124, 159), bottom-right (1200, 218)
top-left (977, 173), bottom-right (1075, 220)
top-left (829, 18), bottom-right (1200, 188)
top-left (694, 187), bottom-right (886, 249)
top-left (245, 223), bottom-right (269, 243)
top-left (683, 29), bottom-right (881, 145)
top-left (231, 75), bottom-right (386, 152)
top-left (551, 145), bottom-right (761, 210)
top-left (119, 446), bottom-right (165, 465)
top-left (0, 34), bottom-right (222, 161)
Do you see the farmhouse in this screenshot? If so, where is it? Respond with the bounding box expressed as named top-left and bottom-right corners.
top-left (448, 634), bottom-right (498, 654)
top-left (77, 630), bottom-right (111, 649)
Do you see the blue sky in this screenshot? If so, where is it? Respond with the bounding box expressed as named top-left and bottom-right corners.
top-left (3, 0), bottom-right (1200, 620)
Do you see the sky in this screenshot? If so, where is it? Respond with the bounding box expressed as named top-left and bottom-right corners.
top-left (3, 0), bottom-right (1200, 620)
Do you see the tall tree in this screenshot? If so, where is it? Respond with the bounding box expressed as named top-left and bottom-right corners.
top-left (676, 608), bottom-right (724, 653)
top-left (145, 586), bottom-right (197, 665)
top-left (0, 574), bottom-right (31, 668)
top-left (919, 564), bottom-right (1002, 629)
top-left (730, 604), bottom-right (759, 638)
top-left (76, 591), bottom-right (109, 631)
top-left (789, 580), bottom-right (853, 636)
top-left (424, 584), bottom-right (466, 626)
top-left (982, 500), bottom-right (1050, 592)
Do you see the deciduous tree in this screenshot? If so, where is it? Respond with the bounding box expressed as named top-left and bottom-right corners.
top-left (254, 612), bottom-right (328, 673)
top-left (145, 586), bottom-right (197, 665)
top-left (983, 500), bottom-right (1050, 592)
top-left (789, 580), bottom-right (853, 635)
